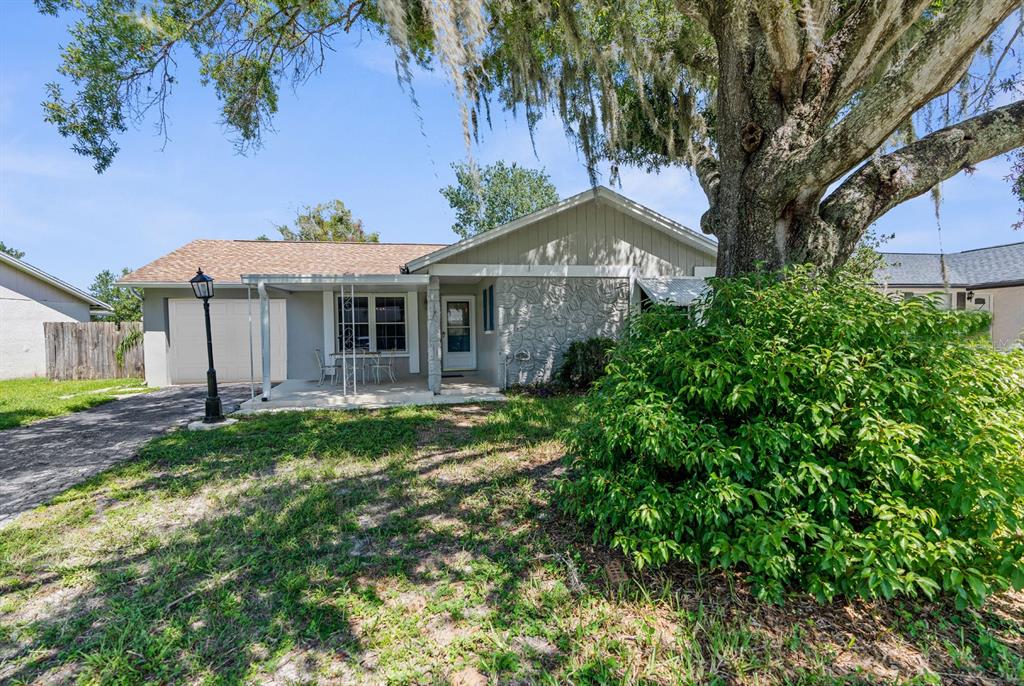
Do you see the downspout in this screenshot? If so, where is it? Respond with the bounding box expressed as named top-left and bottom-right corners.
top-left (258, 281), bottom-right (271, 401)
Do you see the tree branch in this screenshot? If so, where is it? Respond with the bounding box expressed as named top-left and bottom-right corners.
top-left (753, 2), bottom-right (803, 82)
top-left (822, 0), bottom-right (934, 116)
top-left (806, 0), bottom-right (1018, 189)
top-left (820, 99), bottom-right (1024, 261)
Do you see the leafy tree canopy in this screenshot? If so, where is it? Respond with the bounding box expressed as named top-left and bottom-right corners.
top-left (441, 161), bottom-right (559, 239)
top-left (90, 268), bottom-right (142, 322)
top-left (38, 0), bottom-right (1024, 275)
top-left (0, 241), bottom-right (25, 260)
top-left (266, 200), bottom-right (379, 243)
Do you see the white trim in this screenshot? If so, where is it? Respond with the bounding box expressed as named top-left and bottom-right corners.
top-left (406, 291), bottom-right (420, 374)
top-left (427, 264), bottom-right (634, 278)
top-left (0, 251), bottom-right (111, 310)
top-left (405, 185), bottom-right (718, 272)
top-left (441, 295), bottom-right (477, 371)
top-left (335, 292), bottom-right (412, 355)
top-left (241, 273), bottom-right (429, 286)
top-left (322, 290), bottom-right (336, 365)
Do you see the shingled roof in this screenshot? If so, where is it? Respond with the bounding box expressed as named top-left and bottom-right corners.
top-left (877, 242), bottom-right (1024, 288)
top-left (120, 239), bottom-right (448, 285)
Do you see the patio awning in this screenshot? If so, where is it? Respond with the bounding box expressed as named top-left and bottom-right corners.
top-left (636, 276), bottom-right (710, 306)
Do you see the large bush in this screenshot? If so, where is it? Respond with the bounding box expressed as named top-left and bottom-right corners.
top-left (558, 336), bottom-right (616, 389)
top-left (558, 267), bottom-right (1024, 606)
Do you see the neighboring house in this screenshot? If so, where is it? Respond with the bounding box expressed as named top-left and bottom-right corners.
top-left (0, 252), bottom-right (111, 379)
top-left (119, 186), bottom-right (718, 394)
top-left (877, 242), bottom-right (1024, 350)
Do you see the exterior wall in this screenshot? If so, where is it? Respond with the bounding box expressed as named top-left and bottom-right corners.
top-left (983, 285), bottom-right (1024, 350)
top-left (878, 285), bottom-right (1023, 350)
top-left (497, 277), bottom-right (630, 385)
top-left (142, 286), bottom-right (271, 386)
top-left (0, 261), bottom-right (91, 379)
top-left (286, 291), bottom-right (322, 381)
top-left (438, 199), bottom-right (715, 277)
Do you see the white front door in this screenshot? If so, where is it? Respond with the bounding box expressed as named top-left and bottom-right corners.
top-left (441, 295), bottom-right (476, 371)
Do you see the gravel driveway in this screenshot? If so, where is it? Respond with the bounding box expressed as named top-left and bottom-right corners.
top-left (0, 384), bottom-right (253, 526)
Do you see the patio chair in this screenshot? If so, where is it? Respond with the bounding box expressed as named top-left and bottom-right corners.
top-left (367, 353), bottom-right (396, 384)
top-left (313, 348), bottom-right (338, 386)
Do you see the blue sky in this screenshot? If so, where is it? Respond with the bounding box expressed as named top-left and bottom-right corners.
top-left (1, 2), bottom-right (1021, 291)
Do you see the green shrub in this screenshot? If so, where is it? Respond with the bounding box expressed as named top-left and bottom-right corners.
top-left (558, 337), bottom-right (616, 389)
top-left (558, 266), bottom-right (1024, 606)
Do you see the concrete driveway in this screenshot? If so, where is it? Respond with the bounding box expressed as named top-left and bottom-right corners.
top-left (0, 384), bottom-right (253, 526)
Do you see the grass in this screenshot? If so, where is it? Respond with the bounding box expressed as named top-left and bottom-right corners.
top-left (0, 397), bottom-right (1021, 684)
top-left (0, 377), bottom-right (148, 430)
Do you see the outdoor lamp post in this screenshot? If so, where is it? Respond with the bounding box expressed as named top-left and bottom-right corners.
top-left (189, 268), bottom-right (225, 423)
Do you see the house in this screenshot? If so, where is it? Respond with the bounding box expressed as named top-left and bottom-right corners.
top-left (877, 242), bottom-right (1024, 350)
top-left (119, 187), bottom-right (718, 397)
top-left (0, 251), bottom-right (111, 379)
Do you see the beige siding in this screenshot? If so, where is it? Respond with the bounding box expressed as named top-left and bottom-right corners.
top-left (877, 285), bottom-right (1024, 350)
top-left (438, 198), bottom-right (715, 277)
top-left (982, 285), bottom-right (1024, 350)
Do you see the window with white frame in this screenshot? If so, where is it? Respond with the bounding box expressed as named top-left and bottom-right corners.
top-left (337, 294), bottom-right (407, 353)
top-left (481, 285), bottom-right (495, 332)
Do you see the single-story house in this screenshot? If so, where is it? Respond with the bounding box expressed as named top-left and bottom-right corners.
top-left (877, 242), bottom-right (1024, 350)
top-left (0, 251), bottom-right (111, 379)
top-left (119, 186), bottom-right (718, 397)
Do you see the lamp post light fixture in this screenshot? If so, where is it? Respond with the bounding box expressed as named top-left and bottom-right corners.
top-left (189, 268), bottom-right (225, 423)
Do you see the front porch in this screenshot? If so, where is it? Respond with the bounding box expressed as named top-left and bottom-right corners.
top-left (238, 374), bottom-right (503, 412)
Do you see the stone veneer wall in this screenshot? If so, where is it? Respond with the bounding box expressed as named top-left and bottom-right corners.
top-left (497, 277), bottom-right (630, 386)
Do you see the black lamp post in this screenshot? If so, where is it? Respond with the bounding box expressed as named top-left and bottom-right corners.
top-left (189, 268), bottom-right (224, 423)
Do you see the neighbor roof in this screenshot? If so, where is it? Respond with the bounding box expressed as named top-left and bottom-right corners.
top-left (0, 251), bottom-right (110, 312)
top-left (404, 185), bottom-right (718, 273)
top-left (877, 242), bottom-right (1024, 288)
top-left (119, 239), bottom-right (447, 286)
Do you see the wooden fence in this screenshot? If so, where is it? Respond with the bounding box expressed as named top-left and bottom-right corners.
top-left (44, 321), bottom-right (144, 380)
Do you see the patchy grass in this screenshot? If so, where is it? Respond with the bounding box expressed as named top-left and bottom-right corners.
top-left (0, 377), bottom-right (148, 430)
top-left (0, 397), bottom-right (1020, 684)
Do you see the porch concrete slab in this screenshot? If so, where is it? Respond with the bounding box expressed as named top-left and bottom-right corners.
top-left (238, 377), bottom-right (505, 413)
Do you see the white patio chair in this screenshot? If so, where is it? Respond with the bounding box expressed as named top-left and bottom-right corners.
top-left (367, 353), bottom-right (396, 384)
top-left (313, 348), bottom-right (338, 386)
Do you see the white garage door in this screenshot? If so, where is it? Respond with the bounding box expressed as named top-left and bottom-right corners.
top-left (168, 299), bottom-right (287, 383)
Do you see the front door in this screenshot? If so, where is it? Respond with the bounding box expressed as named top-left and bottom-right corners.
top-left (441, 295), bottom-right (476, 371)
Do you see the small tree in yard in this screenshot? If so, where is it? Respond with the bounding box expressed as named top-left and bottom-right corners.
top-left (263, 200), bottom-right (380, 243)
top-left (90, 268), bottom-right (142, 323)
top-left (441, 161), bottom-right (559, 239)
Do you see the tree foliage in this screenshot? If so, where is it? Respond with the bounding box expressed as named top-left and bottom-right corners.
top-left (90, 268), bottom-right (142, 322)
top-left (268, 200), bottom-right (379, 243)
top-left (440, 161), bottom-right (559, 239)
top-left (558, 268), bottom-right (1024, 605)
top-left (0, 241), bottom-right (26, 260)
top-left (37, 0), bottom-right (1024, 274)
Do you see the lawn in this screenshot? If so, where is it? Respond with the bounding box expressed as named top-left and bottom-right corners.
top-left (0, 397), bottom-right (1021, 684)
top-left (0, 377), bottom-right (148, 430)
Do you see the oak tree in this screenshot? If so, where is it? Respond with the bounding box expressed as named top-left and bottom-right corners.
top-left (39, 1), bottom-right (1024, 275)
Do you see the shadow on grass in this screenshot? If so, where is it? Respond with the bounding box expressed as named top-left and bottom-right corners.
top-left (0, 401), bottom-right (580, 683)
top-left (3, 396), bottom-right (1020, 683)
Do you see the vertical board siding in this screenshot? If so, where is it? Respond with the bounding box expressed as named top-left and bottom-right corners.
top-left (441, 197), bottom-right (716, 275)
top-left (44, 321), bottom-right (144, 380)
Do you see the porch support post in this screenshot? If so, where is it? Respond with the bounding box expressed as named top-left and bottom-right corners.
top-left (322, 289), bottom-right (335, 379)
top-left (258, 281), bottom-right (271, 400)
top-left (426, 276), bottom-right (441, 394)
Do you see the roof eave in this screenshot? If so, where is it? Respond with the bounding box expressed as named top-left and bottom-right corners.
top-left (0, 251), bottom-right (110, 309)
